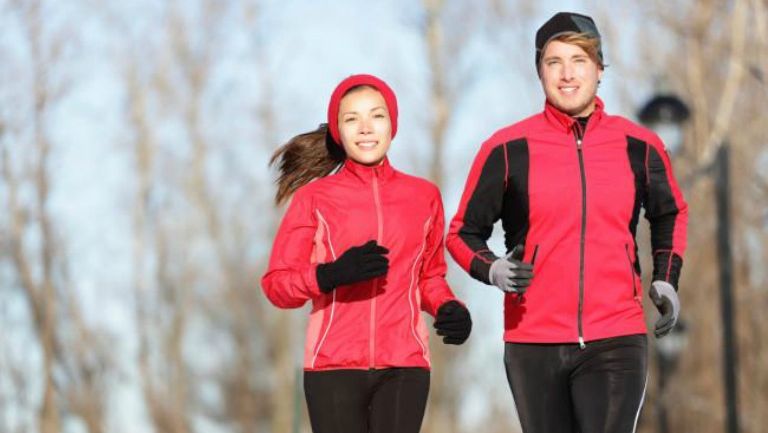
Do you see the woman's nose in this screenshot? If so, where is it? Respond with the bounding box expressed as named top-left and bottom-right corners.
top-left (360, 118), bottom-right (373, 133)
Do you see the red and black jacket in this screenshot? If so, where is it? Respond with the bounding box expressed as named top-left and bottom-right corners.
top-left (446, 97), bottom-right (688, 344)
top-left (262, 157), bottom-right (459, 370)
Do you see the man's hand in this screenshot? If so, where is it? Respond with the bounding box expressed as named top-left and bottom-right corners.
top-left (488, 245), bottom-right (533, 294)
top-left (649, 280), bottom-right (680, 338)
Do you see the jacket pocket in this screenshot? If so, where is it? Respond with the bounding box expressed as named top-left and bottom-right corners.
top-left (530, 244), bottom-right (539, 265)
top-left (624, 244), bottom-right (639, 303)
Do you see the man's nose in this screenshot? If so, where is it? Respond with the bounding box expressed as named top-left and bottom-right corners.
top-left (562, 63), bottom-right (575, 81)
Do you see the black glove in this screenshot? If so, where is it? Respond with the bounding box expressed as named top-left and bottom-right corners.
top-left (316, 240), bottom-right (389, 293)
top-left (434, 300), bottom-right (472, 345)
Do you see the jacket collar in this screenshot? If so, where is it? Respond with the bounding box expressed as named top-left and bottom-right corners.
top-left (543, 96), bottom-right (605, 133)
top-left (339, 156), bottom-right (396, 184)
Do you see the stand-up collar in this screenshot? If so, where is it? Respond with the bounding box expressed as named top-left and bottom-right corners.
top-left (340, 157), bottom-right (396, 184)
top-left (543, 96), bottom-right (605, 133)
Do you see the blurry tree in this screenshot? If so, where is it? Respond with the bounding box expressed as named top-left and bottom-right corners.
top-left (417, 1), bottom-right (537, 432)
top-left (0, 1), bottom-right (112, 433)
top-left (116, 0), bottom-right (290, 431)
top-left (606, 1), bottom-right (768, 432)
top-left (418, 1), bottom-right (481, 431)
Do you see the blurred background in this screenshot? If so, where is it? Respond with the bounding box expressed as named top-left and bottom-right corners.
top-left (1, 0), bottom-right (766, 432)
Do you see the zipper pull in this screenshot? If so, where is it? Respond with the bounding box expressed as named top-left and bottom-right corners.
top-left (577, 139), bottom-right (582, 150)
top-left (578, 336), bottom-right (586, 349)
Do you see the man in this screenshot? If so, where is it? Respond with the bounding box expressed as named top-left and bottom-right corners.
top-left (446, 12), bottom-right (688, 433)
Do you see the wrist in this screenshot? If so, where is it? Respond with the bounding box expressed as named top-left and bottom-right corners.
top-left (651, 280), bottom-right (676, 295)
top-left (470, 253), bottom-right (498, 285)
top-left (437, 300), bottom-right (461, 316)
top-left (487, 257), bottom-right (503, 286)
top-left (315, 263), bottom-right (336, 293)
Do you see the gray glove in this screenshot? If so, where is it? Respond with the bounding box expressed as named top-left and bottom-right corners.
top-left (649, 280), bottom-right (680, 338)
top-left (488, 245), bottom-right (533, 294)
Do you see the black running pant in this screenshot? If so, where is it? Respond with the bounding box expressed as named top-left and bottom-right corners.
top-left (504, 334), bottom-right (647, 433)
top-left (304, 368), bottom-right (430, 433)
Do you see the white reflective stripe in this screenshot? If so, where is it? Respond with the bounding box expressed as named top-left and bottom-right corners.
top-left (315, 210), bottom-right (337, 260)
top-left (311, 210), bottom-right (337, 369)
top-left (632, 372), bottom-right (648, 433)
top-left (407, 217), bottom-right (431, 361)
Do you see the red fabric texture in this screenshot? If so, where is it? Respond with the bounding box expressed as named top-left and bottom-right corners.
top-left (262, 158), bottom-right (457, 371)
top-left (447, 97), bottom-right (688, 343)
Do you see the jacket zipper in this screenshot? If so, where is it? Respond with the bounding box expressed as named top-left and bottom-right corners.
top-left (370, 168), bottom-right (384, 368)
top-left (625, 244), bottom-right (638, 300)
top-left (574, 123), bottom-right (587, 349)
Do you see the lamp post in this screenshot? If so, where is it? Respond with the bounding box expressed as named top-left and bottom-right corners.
top-left (713, 142), bottom-right (740, 433)
top-left (655, 319), bottom-right (688, 433)
top-left (637, 94), bottom-right (690, 154)
top-left (638, 93), bottom-right (740, 433)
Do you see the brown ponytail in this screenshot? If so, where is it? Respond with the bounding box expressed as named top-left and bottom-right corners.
top-left (269, 123), bottom-right (345, 205)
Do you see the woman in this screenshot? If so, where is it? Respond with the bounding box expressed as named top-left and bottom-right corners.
top-left (262, 74), bottom-right (471, 433)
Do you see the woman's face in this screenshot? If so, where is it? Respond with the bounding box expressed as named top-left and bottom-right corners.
top-left (337, 87), bottom-right (392, 166)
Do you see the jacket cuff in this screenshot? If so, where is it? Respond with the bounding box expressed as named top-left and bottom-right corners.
top-left (469, 252), bottom-right (497, 285)
top-left (303, 263), bottom-right (325, 298)
top-left (430, 296), bottom-right (462, 317)
top-left (652, 251), bottom-right (683, 290)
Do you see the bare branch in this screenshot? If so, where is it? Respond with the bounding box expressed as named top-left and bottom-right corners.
top-left (703, 0), bottom-right (749, 159)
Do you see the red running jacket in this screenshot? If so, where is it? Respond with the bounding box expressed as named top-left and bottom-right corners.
top-left (447, 97), bottom-right (688, 345)
top-left (262, 157), bottom-right (458, 371)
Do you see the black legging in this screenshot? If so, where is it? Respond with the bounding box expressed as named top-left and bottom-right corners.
top-left (304, 368), bottom-right (430, 433)
top-left (504, 334), bottom-right (648, 433)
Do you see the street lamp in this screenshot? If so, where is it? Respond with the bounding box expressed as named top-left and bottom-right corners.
top-left (637, 94), bottom-right (691, 155)
top-left (638, 92), bottom-right (740, 433)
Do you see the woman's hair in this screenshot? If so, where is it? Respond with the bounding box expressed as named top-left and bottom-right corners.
top-left (542, 32), bottom-right (605, 70)
top-left (269, 123), bottom-right (345, 205)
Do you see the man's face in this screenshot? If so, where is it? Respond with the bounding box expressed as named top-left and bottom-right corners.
top-left (539, 40), bottom-right (603, 117)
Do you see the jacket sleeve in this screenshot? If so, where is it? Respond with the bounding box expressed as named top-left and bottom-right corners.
top-left (446, 139), bottom-right (506, 284)
top-left (644, 137), bottom-right (688, 289)
top-left (419, 191), bottom-right (460, 317)
top-left (261, 189), bottom-right (324, 308)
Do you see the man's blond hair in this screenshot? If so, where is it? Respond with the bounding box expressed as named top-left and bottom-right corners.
top-left (539, 32), bottom-right (604, 71)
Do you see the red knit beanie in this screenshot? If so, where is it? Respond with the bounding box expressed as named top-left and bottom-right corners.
top-left (327, 74), bottom-right (398, 146)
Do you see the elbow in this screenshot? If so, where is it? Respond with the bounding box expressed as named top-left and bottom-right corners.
top-left (445, 232), bottom-right (459, 256)
top-left (264, 289), bottom-right (306, 309)
top-left (261, 275), bottom-right (307, 309)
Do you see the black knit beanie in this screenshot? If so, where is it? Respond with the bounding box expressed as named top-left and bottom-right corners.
top-left (535, 12), bottom-right (602, 69)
